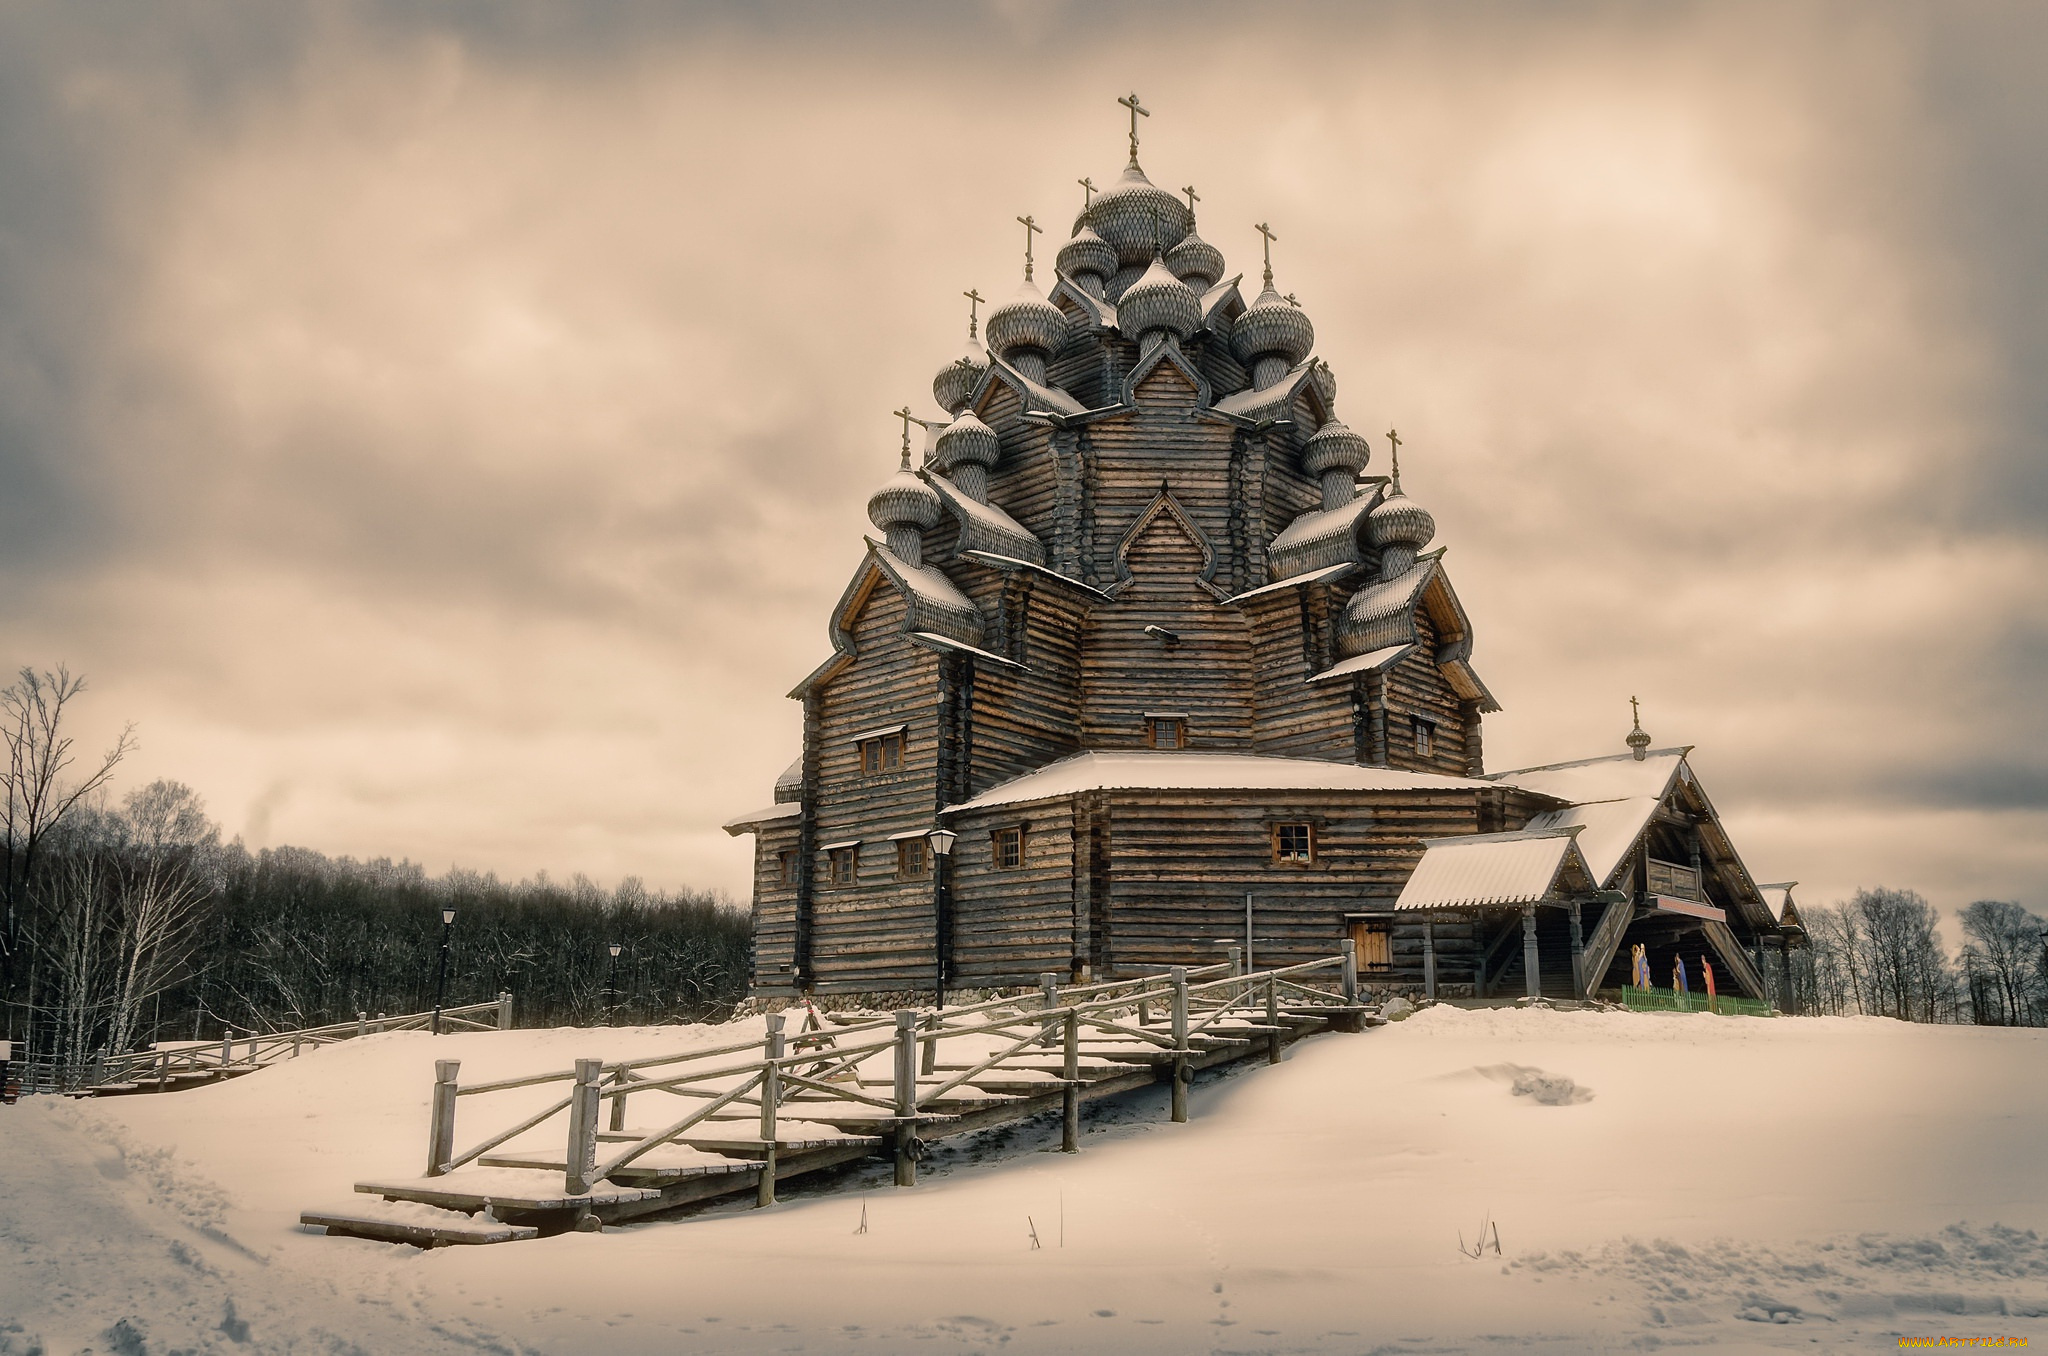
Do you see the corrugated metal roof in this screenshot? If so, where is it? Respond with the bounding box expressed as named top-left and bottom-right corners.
top-left (1487, 748), bottom-right (1689, 804)
top-left (1521, 797), bottom-right (1661, 889)
top-left (1393, 828), bottom-right (1586, 910)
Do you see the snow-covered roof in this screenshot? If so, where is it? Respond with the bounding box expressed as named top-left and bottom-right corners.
top-left (982, 353), bottom-right (1086, 417)
top-left (773, 756), bottom-right (803, 803)
top-left (1212, 360), bottom-right (1321, 422)
top-left (1520, 796), bottom-right (1663, 890)
top-left (869, 541), bottom-right (983, 646)
top-left (1393, 828), bottom-right (1589, 910)
top-left (1308, 644), bottom-right (1412, 685)
top-left (1758, 882), bottom-right (1798, 924)
top-left (723, 803), bottom-right (801, 835)
top-left (1486, 747), bottom-right (1691, 805)
top-left (1226, 561), bottom-right (1362, 604)
top-left (926, 473), bottom-right (1047, 567)
top-left (1338, 554), bottom-right (1439, 654)
top-left (1267, 494), bottom-right (1375, 581)
top-left (947, 751), bottom-right (1488, 814)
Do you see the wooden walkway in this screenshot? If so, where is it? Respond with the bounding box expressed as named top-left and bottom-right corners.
top-left (305, 949), bottom-right (1377, 1247)
top-left (55, 996), bottom-right (514, 1099)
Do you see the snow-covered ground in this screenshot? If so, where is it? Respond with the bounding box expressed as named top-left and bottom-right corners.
top-left (3, 1006), bottom-right (2044, 1354)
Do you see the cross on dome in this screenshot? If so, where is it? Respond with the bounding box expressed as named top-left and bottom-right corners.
top-left (962, 287), bottom-right (984, 339)
top-left (1255, 221), bottom-right (1278, 288)
top-left (1077, 176), bottom-right (1096, 207)
top-left (892, 406), bottom-right (916, 468)
top-left (1385, 427), bottom-right (1402, 492)
top-left (1118, 91), bottom-right (1150, 163)
top-left (1182, 184), bottom-right (1200, 214)
top-left (1016, 214), bottom-right (1043, 280)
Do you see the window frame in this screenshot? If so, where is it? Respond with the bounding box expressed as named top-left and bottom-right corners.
top-left (1145, 714), bottom-right (1187, 749)
top-left (858, 731), bottom-right (905, 776)
top-left (1270, 821), bottom-right (1317, 866)
top-left (827, 844), bottom-right (859, 885)
top-left (895, 837), bottom-right (930, 881)
top-left (1411, 715), bottom-right (1436, 759)
top-left (990, 825), bottom-right (1026, 871)
top-left (776, 849), bottom-right (798, 887)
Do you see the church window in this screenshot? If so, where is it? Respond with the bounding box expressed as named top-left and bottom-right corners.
top-left (1146, 715), bottom-right (1186, 749)
top-left (991, 826), bottom-right (1026, 870)
top-left (1412, 717), bottom-right (1436, 758)
top-left (1349, 919), bottom-right (1393, 973)
top-left (777, 850), bottom-right (797, 887)
top-left (896, 838), bottom-right (929, 881)
top-left (827, 845), bottom-right (858, 884)
top-left (859, 731), bottom-right (905, 775)
top-left (1271, 822), bottom-right (1316, 864)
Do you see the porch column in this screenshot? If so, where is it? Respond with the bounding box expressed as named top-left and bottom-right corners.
top-left (1422, 919), bottom-right (1437, 1000)
top-left (1569, 903), bottom-right (1585, 999)
top-left (1521, 905), bottom-right (1540, 999)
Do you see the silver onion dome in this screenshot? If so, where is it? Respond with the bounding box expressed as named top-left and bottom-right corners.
top-left (936, 411), bottom-right (1000, 503)
top-left (1117, 255), bottom-right (1201, 348)
top-left (1368, 486), bottom-right (1435, 579)
top-left (1076, 162), bottom-right (1191, 269)
top-left (868, 463), bottom-right (943, 536)
top-left (1166, 228), bottom-right (1224, 291)
top-left (1232, 283), bottom-right (1316, 379)
top-left (1057, 226), bottom-right (1117, 293)
top-left (1302, 419), bottom-right (1370, 509)
top-left (984, 277), bottom-right (1067, 363)
top-left (932, 333), bottom-right (988, 415)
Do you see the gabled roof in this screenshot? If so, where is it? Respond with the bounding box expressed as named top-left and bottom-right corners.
top-left (1338, 552), bottom-right (1443, 653)
top-left (1307, 644), bottom-right (1412, 685)
top-left (946, 750), bottom-right (1488, 814)
top-left (1393, 827), bottom-right (1592, 910)
top-left (1521, 796), bottom-right (1664, 890)
top-left (1486, 747), bottom-right (1690, 804)
top-left (1049, 273), bottom-right (1116, 331)
top-left (773, 756), bottom-right (803, 803)
top-left (1321, 553), bottom-right (1499, 709)
top-left (1122, 338), bottom-right (1211, 407)
top-left (788, 542), bottom-right (984, 698)
top-left (975, 353), bottom-right (1087, 419)
top-left (926, 472), bottom-right (1047, 566)
top-left (1211, 360), bottom-right (1327, 424)
top-left (722, 802), bottom-right (801, 836)
top-left (1267, 490), bottom-right (1378, 581)
top-left (1199, 276), bottom-right (1244, 337)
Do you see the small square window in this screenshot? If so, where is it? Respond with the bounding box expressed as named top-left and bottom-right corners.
top-left (1147, 716), bottom-right (1186, 749)
top-left (859, 732), bottom-right (904, 775)
top-left (896, 838), bottom-right (929, 880)
top-left (991, 826), bottom-right (1025, 870)
top-left (1349, 920), bottom-right (1393, 973)
top-left (827, 845), bottom-right (858, 884)
top-left (776, 850), bottom-right (797, 887)
top-left (1412, 717), bottom-right (1435, 759)
top-left (1271, 822), bottom-right (1315, 864)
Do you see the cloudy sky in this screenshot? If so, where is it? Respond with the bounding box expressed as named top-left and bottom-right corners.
top-left (3, 1), bottom-right (2044, 920)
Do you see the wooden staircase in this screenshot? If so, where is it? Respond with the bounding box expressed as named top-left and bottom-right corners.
top-left (303, 953), bottom-right (1379, 1247)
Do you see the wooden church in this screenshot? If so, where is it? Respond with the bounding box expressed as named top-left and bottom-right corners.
top-left (726, 100), bottom-right (1806, 1006)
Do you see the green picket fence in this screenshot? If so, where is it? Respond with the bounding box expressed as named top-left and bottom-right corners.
top-left (1606, 987), bottom-right (1773, 1018)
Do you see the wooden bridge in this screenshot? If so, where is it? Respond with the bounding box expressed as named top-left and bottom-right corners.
top-left (49, 995), bottom-right (514, 1099)
top-left (302, 949), bottom-right (1375, 1248)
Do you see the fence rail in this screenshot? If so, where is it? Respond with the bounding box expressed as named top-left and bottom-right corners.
top-left (1605, 986), bottom-right (1772, 1018)
top-left (419, 949), bottom-right (1365, 1202)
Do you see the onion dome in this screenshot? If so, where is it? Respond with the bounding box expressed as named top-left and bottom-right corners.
top-left (1626, 699), bottom-right (1653, 761)
top-left (935, 411), bottom-right (1000, 503)
top-left (1367, 485), bottom-right (1435, 580)
top-left (868, 442), bottom-right (944, 568)
top-left (1075, 161), bottom-right (1191, 269)
top-left (1301, 419), bottom-right (1370, 509)
top-left (984, 277), bottom-right (1067, 369)
top-left (1232, 283), bottom-right (1316, 381)
top-left (1166, 229), bottom-right (1224, 291)
top-left (932, 333), bottom-right (988, 415)
top-left (1057, 225), bottom-right (1117, 296)
top-left (1117, 254), bottom-right (1201, 349)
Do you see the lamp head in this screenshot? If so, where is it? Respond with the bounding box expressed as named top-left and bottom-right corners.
top-left (441, 907), bottom-right (457, 927)
top-left (925, 826), bottom-right (958, 857)
top-left (608, 943), bottom-right (623, 959)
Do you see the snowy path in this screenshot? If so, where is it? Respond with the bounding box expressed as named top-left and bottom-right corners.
top-left (3, 1007), bottom-right (2045, 1353)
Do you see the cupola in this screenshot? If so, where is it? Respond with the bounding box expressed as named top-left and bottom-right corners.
top-left (934, 411), bottom-right (1000, 503)
top-left (1164, 184), bottom-right (1223, 291)
top-left (1231, 222), bottom-right (1315, 388)
top-left (932, 288), bottom-right (990, 415)
top-left (1367, 430), bottom-right (1433, 579)
top-left (983, 214), bottom-right (1064, 384)
top-left (1300, 419), bottom-right (1370, 510)
top-left (1057, 224), bottom-right (1117, 299)
top-left (1626, 698), bottom-right (1653, 761)
top-left (867, 419), bottom-right (943, 566)
top-left (1117, 252), bottom-right (1201, 356)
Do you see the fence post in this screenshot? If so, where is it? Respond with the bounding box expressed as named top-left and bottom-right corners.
top-left (1038, 972), bottom-right (1059, 1047)
top-left (357, 1012), bottom-right (368, 1040)
top-left (564, 1058), bottom-right (603, 1195)
top-left (219, 1032), bottom-right (231, 1069)
top-left (426, 1059), bottom-right (460, 1177)
top-left (1061, 1009), bottom-right (1079, 1153)
top-left (919, 1011), bottom-right (938, 1076)
top-left (1342, 938), bottom-right (1359, 1004)
top-left (1170, 966), bottom-right (1189, 1124)
top-left (608, 1068), bottom-right (629, 1134)
top-left (1265, 973), bottom-right (1282, 1065)
top-left (1423, 922), bottom-right (1438, 1000)
top-left (1228, 946), bottom-right (1242, 978)
top-left (497, 991), bottom-right (514, 1031)
top-left (758, 1012), bottom-right (785, 1208)
top-left (892, 1010), bottom-right (918, 1187)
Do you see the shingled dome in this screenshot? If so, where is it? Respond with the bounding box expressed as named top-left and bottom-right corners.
top-left (1368, 488), bottom-right (1435, 553)
top-left (1076, 161), bottom-right (1191, 268)
top-left (932, 334), bottom-right (988, 415)
top-left (1165, 228), bottom-right (1224, 291)
top-left (935, 411), bottom-right (1000, 473)
top-left (1117, 254), bottom-right (1201, 345)
top-left (867, 465), bottom-right (943, 534)
top-left (984, 277), bottom-right (1067, 361)
top-left (1057, 225), bottom-right (1117, 289)
top-left (1232, 284), bottom-right (1316, 375)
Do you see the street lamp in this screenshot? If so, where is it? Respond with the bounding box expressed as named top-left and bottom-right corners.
top-left (605, 942), bottom-right (623, 1026)
top-left (926, 827), bottom-right (958, 1008)
top-left (431, 906), bottom-right (457, 1035)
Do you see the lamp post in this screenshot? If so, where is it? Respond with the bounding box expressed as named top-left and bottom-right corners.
top-left (431, 906), bottom-right (456, 1035)
top-left (926, 826), bottom-right (958, 1008)
top-left (605, 942), bottom-right (623, 1026)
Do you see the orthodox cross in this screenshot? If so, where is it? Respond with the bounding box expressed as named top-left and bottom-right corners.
top-left (893, 406), bottom-right (916, 468)
top-left (962, 287), bottom-right (984, 339)
top-left (1255, 221), bottom-right (1278, 287)
top-left (1385, 427), bottom-right (1402, 492)
top-left (1630, 695), bottom-right (1643, 731)
top-left (1182, 184), bottom-right (1200, 215)
top-left (1077, 176), bottom-right (1096, 207)
top-left (1016, 214), bottom-right (1042, 280)
top-left (1284, 292), bottom-right (1299, 307)
top-left (1118, 91), bottom-right (1150, 162)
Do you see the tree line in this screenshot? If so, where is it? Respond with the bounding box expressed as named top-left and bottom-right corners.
top-left (1, 666), bottom-right (751, 1085)
top-left (1784, 886), bottom-right (2047, 1025)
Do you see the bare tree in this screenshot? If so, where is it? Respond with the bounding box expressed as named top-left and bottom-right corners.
top-left (1, 666), bottom-right (135, 1038)
top-left (1959, 900), bottom-right (2047, 1026)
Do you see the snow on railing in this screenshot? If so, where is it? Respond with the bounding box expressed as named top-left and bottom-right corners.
top-left (422, 947), bottom-right (1366, 1202)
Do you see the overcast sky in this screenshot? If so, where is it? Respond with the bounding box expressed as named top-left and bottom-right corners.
top-left (3, 1), bottom-right (2044, 921)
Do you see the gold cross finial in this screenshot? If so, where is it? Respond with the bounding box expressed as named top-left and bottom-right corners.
top-left (1385, 427), bottom-right (1402, 492)
top-left (1118, 91), bottom-right (1150, 162)
top-left (1016, 214), bottom-right (1042, 281)
top-left (962, 287), bottom-right (984, 339)
top-left (1078, 176), bottom-right (1096, 207)
top-left (1255, 221), bottom-right (1278, 288)
top-left (893, 406), bottom-right (915, 468)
